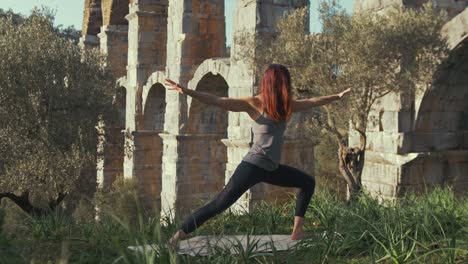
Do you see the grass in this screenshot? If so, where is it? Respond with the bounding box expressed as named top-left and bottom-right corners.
top-left (0, 187), bottom-right (467, 263)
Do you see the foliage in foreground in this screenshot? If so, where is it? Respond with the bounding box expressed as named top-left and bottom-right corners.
top-left (0, 184), bottom-right (467, 263)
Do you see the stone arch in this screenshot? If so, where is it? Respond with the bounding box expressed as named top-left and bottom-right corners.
top-left (188, 58), bottom-right (231, 91)
top-left (413, 39), bottom-right (468, 152)
top-left (187, 72), bottom-right (229, 134)
top-left (115, 77), bottom-right (128, 129)
top-left (143, 71), bottom-right (167, 112)
top-left (187, 58), bottom-right (231, 114)
top-left (407, 8), bottom-right (468, 152)
top-left (441, 8), bottom-right (468, 50)
top-left (406, 34), bottom-right (468, 194)
top-left (183, 69), bottom-right (229, 204)
top-left (116, 76), bottom-right (127, 90)
top-left (142, 84), bottom-right (166, 131)
top-left (114, 85), bottom-right (127, 130)
top-left (102, 0), bottom-right (129, 26)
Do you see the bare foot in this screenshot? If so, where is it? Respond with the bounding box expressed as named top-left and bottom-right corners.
top-left (291, 216), bottom-right (306, 240)
top-left (290, 231), bottom-right (311, 240)
top-left (291, 231), bottom-right (305, 240)
top-left (167, 237), bottom-right (178, 250)
top-left (167, 230), bottom-right (186, 249)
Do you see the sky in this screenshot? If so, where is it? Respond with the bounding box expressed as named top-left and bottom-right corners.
top-left (0, 0), bottom-right (354, 45)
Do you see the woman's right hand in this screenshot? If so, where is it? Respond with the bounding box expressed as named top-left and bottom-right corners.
top-left (164, 79), bottom-right (187, 94)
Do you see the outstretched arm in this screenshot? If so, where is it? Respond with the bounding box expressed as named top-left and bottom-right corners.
top-left (164, 79), bottom-right (254, 113)
top-left (292, 88), bottom-right (351, 112)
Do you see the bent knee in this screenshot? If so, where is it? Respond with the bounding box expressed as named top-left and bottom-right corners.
top-left (303, 176), bottom-right (315, 193)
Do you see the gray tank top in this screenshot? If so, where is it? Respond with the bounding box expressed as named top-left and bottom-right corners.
top-left (242, 111), bottom-right (287, 171)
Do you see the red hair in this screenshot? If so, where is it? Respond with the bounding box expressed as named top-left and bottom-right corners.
top-left (260, 64), bottom-right (292, 122)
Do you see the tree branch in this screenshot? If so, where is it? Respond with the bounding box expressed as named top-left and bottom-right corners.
top-left (354, 127), bottom-right (367, 151)
top-left (0, 190), bottom-right (67, 216)
top-left (324, 105), bottom-right (345, 144)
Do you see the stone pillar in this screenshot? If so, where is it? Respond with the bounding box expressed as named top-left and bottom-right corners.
top-left (93, 0), bottom-right (128, 198)
top-left (126, 0), bottom-right (168, 82)
top-left (96, 85), bottom-right (126, 203)
top-left (225, 0), bottom-right (312, 212)
top-left (96, 12), bottom-right (128, 190)
top-left (132, 131), bottom-right (164, 211)
top-left (79, 35), bottom-right (101, 49)
top-left (97, 127), bottom-right (125, 189)
top-left (226, 0), bottom-right (257, 209)
top-left (161, 0), bottom-right (227, 218)
top-left (123, 0), bottom-right (168, 211)
top-left (98, 0), bottom-right (129, 77)
top-left (98, 25), bottom-right (128, 77)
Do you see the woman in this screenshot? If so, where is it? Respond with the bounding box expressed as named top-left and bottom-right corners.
top-left (164, 64), bottom-right (351, 245)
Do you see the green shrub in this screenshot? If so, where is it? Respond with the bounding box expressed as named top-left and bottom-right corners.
top-left (94, 177), bottom-right (147, 227)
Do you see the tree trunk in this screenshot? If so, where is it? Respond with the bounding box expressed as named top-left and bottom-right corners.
top-left (337, 134), bottom-right (366, 202)
top-left (323, 107), bottom-right (366, 202)
top-left (0, 191), bottom-right (66, 217)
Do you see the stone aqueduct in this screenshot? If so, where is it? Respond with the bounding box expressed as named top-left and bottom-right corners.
top-left (83, 0), bottom-right (315, 218)
top-left (80, 0), bottom-right (468, 218)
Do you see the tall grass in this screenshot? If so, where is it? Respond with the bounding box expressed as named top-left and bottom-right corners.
top-left (0, 186), bottom-right (466, 263)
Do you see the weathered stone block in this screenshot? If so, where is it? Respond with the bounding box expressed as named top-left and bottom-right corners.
top-left (362, 162), bottom-right (401, 185)
top-left (373, 91), bottom-right (413, 112)
top-left (415, 111), bottom-right (463, 132)
top-left (380, 111), bottom-right (413, 132)
top-left (366, 131), bottom-right (412, 154)
top-left (348, 129), bottom-right (362, 148)
top-left (363, 182), bottom-right (397, 197)
top-left (411, 132), bottom-right (463, 152)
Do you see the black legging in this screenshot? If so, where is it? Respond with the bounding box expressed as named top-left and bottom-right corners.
top-left (180, 160), bottom-right (315, 234)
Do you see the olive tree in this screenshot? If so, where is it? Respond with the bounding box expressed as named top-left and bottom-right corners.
top-left (240, 3), bottom-right (448, 199)
top-left (0, 10), bottom-right (116, 215)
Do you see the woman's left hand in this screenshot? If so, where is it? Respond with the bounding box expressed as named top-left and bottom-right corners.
top-left (338, 87), bottom-right (351, 98)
